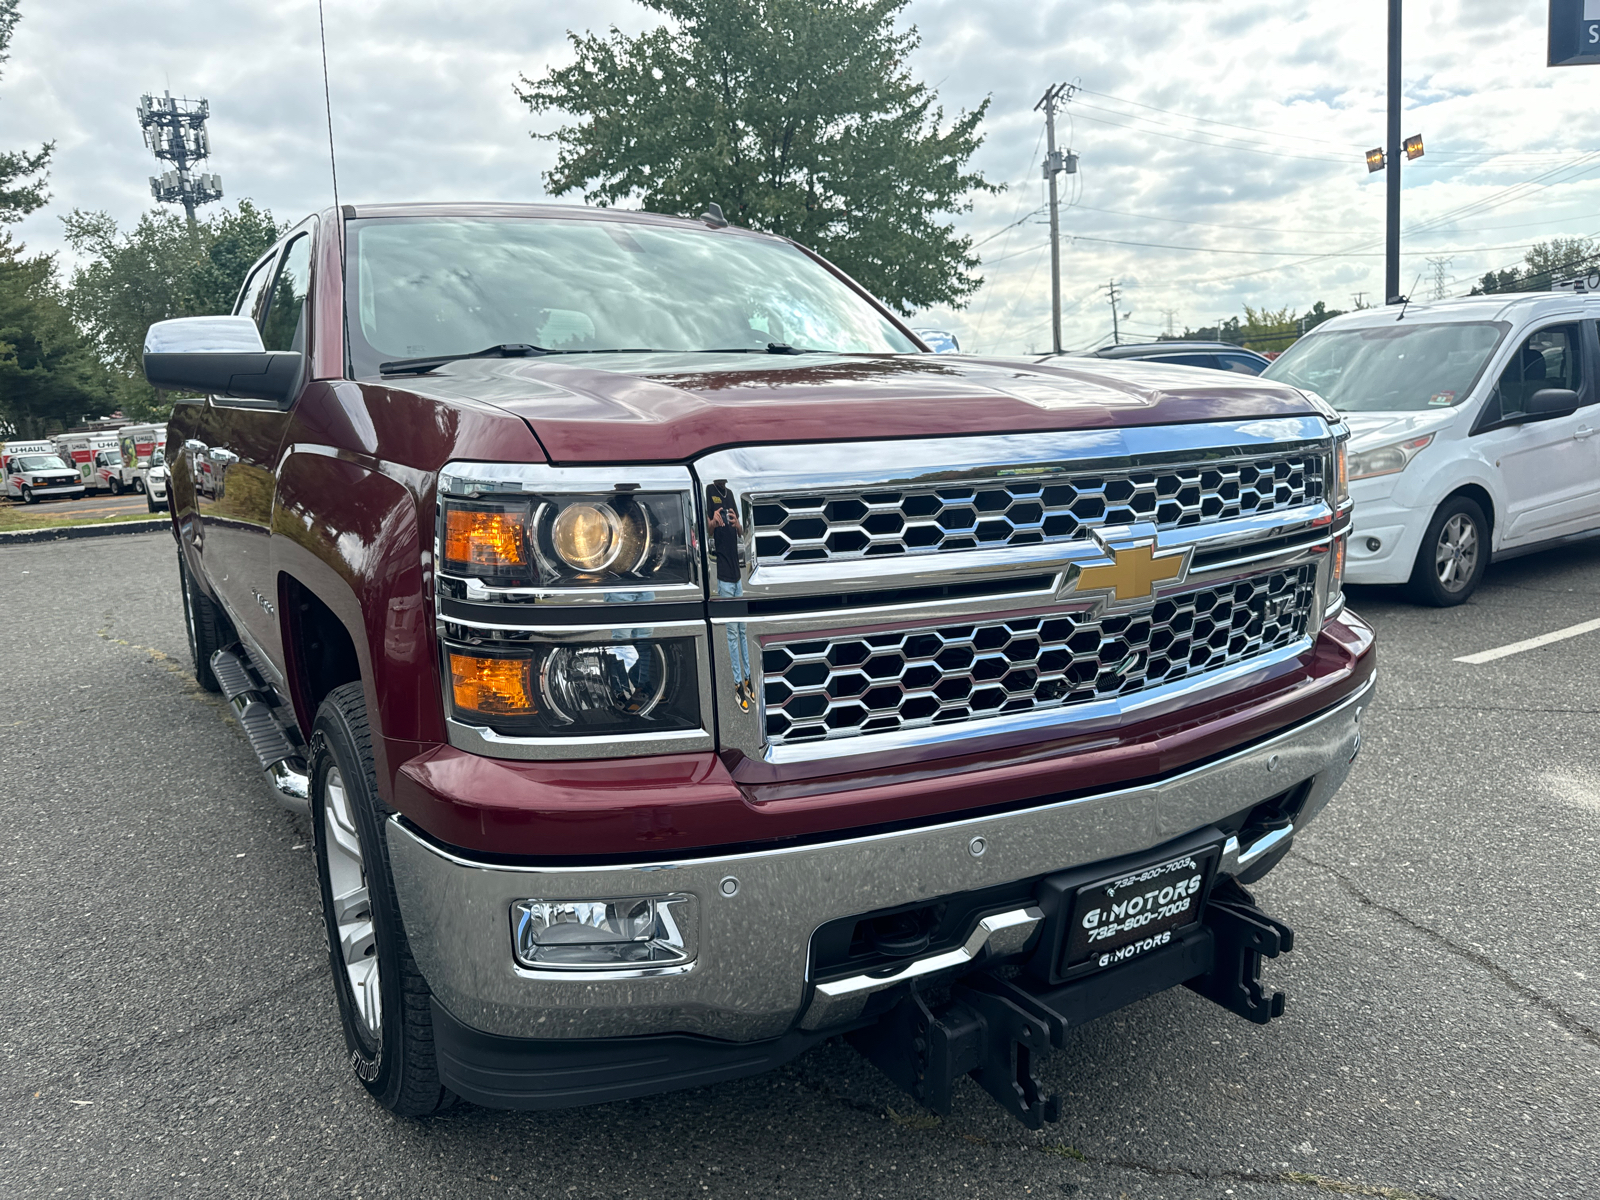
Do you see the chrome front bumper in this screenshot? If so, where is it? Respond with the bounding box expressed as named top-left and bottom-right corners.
top-left (388, 675), bottom-right (1371, 1043)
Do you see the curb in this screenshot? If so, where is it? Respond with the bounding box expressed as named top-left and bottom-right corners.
top-left (0, 518), bottom-right (171, 546)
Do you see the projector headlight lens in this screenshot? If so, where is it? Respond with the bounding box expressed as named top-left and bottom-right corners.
top-left (551, 501), bottom-right (624, 571)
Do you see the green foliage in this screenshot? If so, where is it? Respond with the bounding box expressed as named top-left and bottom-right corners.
top-left (1471, 237), bottom-right (1600, 296)
top-left (517, 0), bottom-right (998, 314)
top-left (0, 0), bottom-right (53, 225)
top-left (62, 200), bottom-right (282, 417)
top-left (0, 234), bottom-right (115, 436)
top-left (1174, 299), bottom-right (1345, 352)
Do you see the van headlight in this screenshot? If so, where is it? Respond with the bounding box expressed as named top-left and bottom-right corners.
top-left (1348, 434), bottom-right (1434, 482)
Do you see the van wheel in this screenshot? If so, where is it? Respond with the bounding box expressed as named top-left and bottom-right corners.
top-left (21, 486), bottom-right (35, 504)
top-left (134, 476), bottom-right (146, 494)
top-left (177, 550), bottom-right (231, 692)
top-left (311, 682), bottom-right (454, 1116)
top-left (110, 477), bottom-right (123, 495)
top-left (1407, 496), bottom-right (1488, 607)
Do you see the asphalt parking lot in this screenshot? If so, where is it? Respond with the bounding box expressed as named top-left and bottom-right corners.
top-left (2, 532), bottom-right (1597, 1200)
top-left (2, 490), bottom-right (156, 521)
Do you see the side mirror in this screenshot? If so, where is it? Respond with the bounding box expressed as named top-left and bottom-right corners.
top-left (1525, 387), bottom-right (1581, 418)
top-left (142, 316), bottom-right (302, 406)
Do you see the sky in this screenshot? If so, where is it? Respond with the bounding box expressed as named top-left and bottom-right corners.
top-left (5, 0), bottom-right (1599, 356)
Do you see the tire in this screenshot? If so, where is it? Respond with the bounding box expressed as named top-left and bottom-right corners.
top-left (21, 486), bottom-right (35, 504)
top-left (311, 682), bottom-right (454, 1116)
top-left (1407, 495), bottom-right (1489, 607)
top-left (134, 476), bottom-right (146, 494)
top-left (110, 477), bottom-right (123, 495)
top-left (177, 550), bottom-right (232, 692)
top-left (146, 491), bottom-right (158, 513)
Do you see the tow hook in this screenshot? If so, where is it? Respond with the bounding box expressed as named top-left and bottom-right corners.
top-left (849, 877), bottom-right (1295, 1129)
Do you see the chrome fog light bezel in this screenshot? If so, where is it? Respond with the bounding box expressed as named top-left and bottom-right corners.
top-left (510, 893), bottom-right (696, 972)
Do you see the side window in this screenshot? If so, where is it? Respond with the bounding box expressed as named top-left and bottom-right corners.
top-left (1487, 324), bottom-right (1582, 423)
top-left (260, 234), bottom-right (313, 353)
top-left (236, 254), bottom-right (278, 326)
top-left (1155, 354), bottom-right (1219, 369)
top-left (1218, 353), bottom-right (1265, 375)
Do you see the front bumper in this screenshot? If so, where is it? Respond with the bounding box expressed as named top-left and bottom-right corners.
top-left (1345, 492), bottom-right (1428, 586)
top-left (389, 674), bottom-right (1372, 1043)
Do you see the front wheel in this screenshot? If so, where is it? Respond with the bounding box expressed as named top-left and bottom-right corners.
top-left (177, 550), bottom-right (231, 691)
top-left (1407, 496), bottom-right (1489, 606)
top-left (134, 476), bottom-right (146, 494)
top-left (21, 486), bottom-right (35, 504)
top-left (110, 477), bottom-right (123, 495)
top-left (311, 682), bottom-right (452, 1116)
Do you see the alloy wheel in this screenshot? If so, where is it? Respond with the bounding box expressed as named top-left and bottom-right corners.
top-left (323, 767), bottom-right (382, 1038)
top-left (1434, 513), bottom-right (1479, 593)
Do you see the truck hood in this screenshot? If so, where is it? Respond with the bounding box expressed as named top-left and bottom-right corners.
top-left (390, 352), bottom-right (1325, 464)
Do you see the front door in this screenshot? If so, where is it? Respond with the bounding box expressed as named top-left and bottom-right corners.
top-left (192, 226), bottom-right (315, 682)
top-left (1476, 322), bottom-right (1600, 547)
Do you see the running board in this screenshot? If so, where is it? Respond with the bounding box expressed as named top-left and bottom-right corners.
top-left (210, 645), bottom-right (310, 813)
top-left (849, 878), bottom-right (1294, 1130)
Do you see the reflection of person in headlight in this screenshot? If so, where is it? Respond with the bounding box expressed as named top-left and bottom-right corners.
top-left (707, 480), bottom-right (753, 712)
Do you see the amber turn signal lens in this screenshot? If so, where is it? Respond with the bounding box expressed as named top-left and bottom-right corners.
top-left (445, 508), bottom-right (527, 570)
top-left (449, 653), bottom-right (536, 714)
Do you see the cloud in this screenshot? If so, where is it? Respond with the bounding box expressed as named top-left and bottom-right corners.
top-left (6, 0), bottom-right (1598, 355)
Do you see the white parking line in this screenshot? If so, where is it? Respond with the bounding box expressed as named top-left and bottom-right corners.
top-left (1454, 617), bottom-right (1600, 665)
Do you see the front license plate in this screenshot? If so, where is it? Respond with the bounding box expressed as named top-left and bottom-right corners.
top-left (1062, 845), bottom-right (1220, 974)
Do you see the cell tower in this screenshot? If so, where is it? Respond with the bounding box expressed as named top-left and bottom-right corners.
top-left (137, 91), bottom-right (223, 224)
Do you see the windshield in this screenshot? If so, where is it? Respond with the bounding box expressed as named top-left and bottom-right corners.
top-left (1263, 321), bottom-right (1507, 412)
top-left (17, 455), bottom-right (69, 471)
top-left (344, 216), bottom-right (918, 377)
top-left (150, 450), bottom-right (165, 467)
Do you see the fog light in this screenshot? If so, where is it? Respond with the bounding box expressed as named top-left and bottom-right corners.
top-left (1365, 536), bottom-right (1381, 552)
top-left (511, 895), bottom-right (693, 970)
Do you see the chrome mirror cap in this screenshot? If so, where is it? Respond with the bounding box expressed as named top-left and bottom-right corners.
top-left (144, 315), bottom-right (264, 356)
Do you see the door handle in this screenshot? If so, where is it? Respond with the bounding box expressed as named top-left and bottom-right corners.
top-left (1575, 425), bottom-right (1596, 440)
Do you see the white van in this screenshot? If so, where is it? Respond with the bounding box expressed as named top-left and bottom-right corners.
top-left (1262, 293), bottom-right (1600, 604)
top-left (2, 439), bottom-right (86, 502)
top-left (111, 423), bottom-right (167, 494)
top-left (53, 433), bottom-right (121, 490)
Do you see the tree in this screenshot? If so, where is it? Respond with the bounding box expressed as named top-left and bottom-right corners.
top-left (1471, 237), bottom-right (1599, 295)
top-left (517, 0), bottom-right (998, 314)
top-left (0, 0), bottom-right (52, 225)
top-left (1173, 299), bottom-right (1345, 354)
top-left (0, 236), bottom-right (115, 436)
top-left (62, 201), bottom-right (281, 418)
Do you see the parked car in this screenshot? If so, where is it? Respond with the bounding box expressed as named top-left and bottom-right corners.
top-left (144, 448), bottom-right (169, 512)
top-left (1262, 292), bottom-right (1600, 605)
top-left (1036, 341), bottom-right (1272, 375)
top-left (145, 202), bottom-right (1371, 1125)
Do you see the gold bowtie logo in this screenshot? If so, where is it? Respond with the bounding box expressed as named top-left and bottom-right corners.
top-left (1067, 536), bottom-right (1191, 608)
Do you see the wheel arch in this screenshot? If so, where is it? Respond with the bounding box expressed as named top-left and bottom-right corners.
top-left (1442, 483), bottom-right (1495, 542)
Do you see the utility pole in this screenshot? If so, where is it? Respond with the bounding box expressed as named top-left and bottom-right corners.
top-left (1107, 279), bottom-right (1123, 346)
top-left (1035, 83), bottom-right (1078, 355)
top-left (138, 91), bottom-right (223, 228)
top-left (1385, 0), bottom-right (1402, 304)
top-left (1351, 291), bottom-right (1370, 310)
top-left (1161, 308), bottom-right (1178, 338)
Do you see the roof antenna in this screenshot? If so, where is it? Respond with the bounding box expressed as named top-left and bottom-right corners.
top-left (1395, 273), bottom-right (1422, 320)
top-left (700, 201), bottom-right (729, 228)
top-left (316, 0), bottom-right (346, 278)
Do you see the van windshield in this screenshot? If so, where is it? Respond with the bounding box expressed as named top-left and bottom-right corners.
top-left (1262, 321), bottom-right (1507, 412)
top-left (344, 216), bottom-right (919, 378)
top-left (17, 455), bottom-right (69, 471)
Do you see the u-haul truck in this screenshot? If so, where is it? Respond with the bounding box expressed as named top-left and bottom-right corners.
top-left (109, 424), bottom-right (167, 494)
top-left (2, 438), bottom-right (85, 502)
top-left (53, 433), bottom-right (122, 490)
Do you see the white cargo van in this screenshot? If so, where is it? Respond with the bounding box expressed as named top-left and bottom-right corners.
top-left (1262, 292), bottom-right (1600, 604)
top-left (2, 440), bottom-right (86, 503)
top-left (110, 424), bottom-right (167, 494)
top-left (53, 433), bottom-right (121, 490)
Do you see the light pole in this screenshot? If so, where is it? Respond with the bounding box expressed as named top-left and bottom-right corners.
top-left (1385, 0), bottom-right (1402, 304)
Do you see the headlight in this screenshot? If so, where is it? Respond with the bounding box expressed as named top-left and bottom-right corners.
top-left (511, 894), bottom-right (692, 970)
top-left (439, 489), bottom-right (694, 592)
top-left (448, 639), bottom-right (702, 738)
top-left (1348, 434), bottom-right (1434, 481)
top-left (1333, 438), bottom-right (1349, 505)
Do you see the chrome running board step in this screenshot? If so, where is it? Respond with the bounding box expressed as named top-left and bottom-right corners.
top-left (210, 645), bottom-right (311, 812)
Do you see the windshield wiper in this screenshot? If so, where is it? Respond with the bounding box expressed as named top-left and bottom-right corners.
top-left (691, 343), bottom-right (813, 355)
top-left (379, 343), bottom-right (552, 375)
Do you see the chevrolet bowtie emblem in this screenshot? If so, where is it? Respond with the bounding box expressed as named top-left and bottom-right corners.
top-left (1062, 531), bottom-right (1192, 609)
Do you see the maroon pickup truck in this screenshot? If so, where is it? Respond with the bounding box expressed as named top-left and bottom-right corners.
top-left (144, 203), bottom-right (1373, 1126)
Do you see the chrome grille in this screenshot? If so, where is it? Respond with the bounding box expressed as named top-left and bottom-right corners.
top-left (762, 566), bottom-right (1317, 745)
top-left (751, 454), bottom-right (1325, 565)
